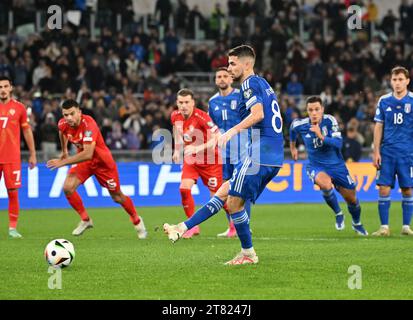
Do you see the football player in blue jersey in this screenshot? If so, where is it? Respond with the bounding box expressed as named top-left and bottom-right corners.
top-left (372, 66), bottom-right (413, 236)
top-left (208, 67), bottom-right (251, 238)
top-left (290, 96), bottom-right (368, 235)
top-left (164, 45), bottom-right (283, 265)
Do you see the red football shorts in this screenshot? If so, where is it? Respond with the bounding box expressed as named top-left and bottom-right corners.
top-left (182, 162), bottom-right (223, 192)
top-left (69, 161), bottom-right (121, 192)
top-left (0, 163), bottom-right (22, 189)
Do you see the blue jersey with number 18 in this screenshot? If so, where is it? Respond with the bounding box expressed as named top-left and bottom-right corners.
top-left (374, 92), bottom-right (413, 157)
top-left (239, 75), bottom-right (284, 166)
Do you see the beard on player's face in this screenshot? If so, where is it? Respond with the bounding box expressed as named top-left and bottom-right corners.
top-left (0, 91), bottom-right (10, 101)
top-left (218, 83), bottom-right (229, 91)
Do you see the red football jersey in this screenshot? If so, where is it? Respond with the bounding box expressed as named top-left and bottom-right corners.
top-left (171, 108), bottom-right (220, 165)
top-left (58, 115), bottom-right (115, 168)
top-left (0, 99), bottom-right (30, 164)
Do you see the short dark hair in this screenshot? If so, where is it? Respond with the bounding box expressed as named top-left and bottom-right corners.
top-left (177, 88), bottom-right (195, 99)
top-left (0, 76), bottom-right (12, 85)
top-left (306, 96), bottom-right (323, 106)
top-left (61, 99), bottom-right (80, 109)
top-left (391, 66), bottom-right (409, 79)
top-left (228, 45), bottom-right (256, 60)
top-left (215, 67), bottom-right (229, 73)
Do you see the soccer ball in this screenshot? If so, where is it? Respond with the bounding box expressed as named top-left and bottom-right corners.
top-left (44, 239), bottom-right (75, 268)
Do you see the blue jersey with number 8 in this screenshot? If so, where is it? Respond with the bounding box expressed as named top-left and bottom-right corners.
top-left (239, 75), bottom-right (284, 166)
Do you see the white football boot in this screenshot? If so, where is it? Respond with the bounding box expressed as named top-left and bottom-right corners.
top-left (134, 218), bottom-right (148, 239)
top-left (72, 219), bottom-right (94, 236)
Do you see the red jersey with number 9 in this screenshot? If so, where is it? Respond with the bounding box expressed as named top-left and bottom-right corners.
top-left (0, 99), bottom-right (30, 164)
top-left (171, 108), bottom-right (220, 165)
top-left (58, 114), bottom-right (115, 169)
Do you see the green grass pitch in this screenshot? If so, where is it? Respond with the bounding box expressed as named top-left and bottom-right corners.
top-left (1, 202), bottom-right (412, 300)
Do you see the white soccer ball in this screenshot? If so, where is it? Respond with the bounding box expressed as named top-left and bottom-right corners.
top-left (44, 239), bottom-right (75, 268)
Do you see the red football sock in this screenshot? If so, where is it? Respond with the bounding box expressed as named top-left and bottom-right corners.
top-left (121, 196), bottom-right (140, 225)
top-left (8, 190), bottom-right (19, 229)
top-left (66, 192), bottom-right (90, 221)
top-left (180, 188), bottom-right (195, 218)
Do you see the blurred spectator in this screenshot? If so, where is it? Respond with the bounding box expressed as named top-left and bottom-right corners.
top-left (39, 113), bottom-right (59, 162)
top-left (106, 121), bottom-right (127, 150)
top-left (342, 125), bottom-right (362, 163)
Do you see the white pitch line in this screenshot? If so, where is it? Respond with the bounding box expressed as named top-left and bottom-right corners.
top-left (199, 236), bottom-right (342, 242)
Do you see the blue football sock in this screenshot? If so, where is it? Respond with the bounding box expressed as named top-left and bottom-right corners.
top-left (402, 196), bottom-right (413, 226)
top-left (347, 199), bottom-right (361, 224)
top-left (244, 200), bottom-right (251, 219)
top-left (184, 196), bottom-right (224, 230)
top-left (232, 210), bottom-right (252, 249)
top-left (322, 189), bottom-right (342, 215)
top-left (378, 196), bottom-right (391, 225)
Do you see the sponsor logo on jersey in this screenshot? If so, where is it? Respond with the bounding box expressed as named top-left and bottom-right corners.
top-left (386, 107), bottom-right (392, 112)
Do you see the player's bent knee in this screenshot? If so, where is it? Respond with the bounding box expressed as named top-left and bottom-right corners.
top-left (110, 192), bottom-right (124, 204)
top-left (227, 196), bottom-right (244, 214)
top-left (378, 186), bottom-right (391, 197)
top-left (63, 184), bottom-right (76, 195)
top-left (317, 181), bottom-right (333, 191)
top-left (401, 188), bottom-right (412, 197)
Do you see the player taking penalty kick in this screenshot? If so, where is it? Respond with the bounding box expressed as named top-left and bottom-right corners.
top-left (164, 45), bottom-right (284, 265)
top-left (46, 99), bottom-right (147, 239)
top-left (0, 76), bottom-right (37, 238)
top-left (208, 67), bottom-right (251, 238)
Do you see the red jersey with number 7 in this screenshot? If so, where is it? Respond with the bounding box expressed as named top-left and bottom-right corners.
top-left (0, 99), bottom-right (30, 164)
top-left (58, 114), bottom-right (116, 169)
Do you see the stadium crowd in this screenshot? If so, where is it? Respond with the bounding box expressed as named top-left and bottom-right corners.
top-left (1, 0), bottom-right (413, 162)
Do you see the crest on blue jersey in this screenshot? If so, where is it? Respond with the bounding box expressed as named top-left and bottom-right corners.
top-left (405, 104), bottom-right (411, 113)
top-left (244, 89), bottom-right (253, 99)
top-left (322, 126), bottom-right (328, 136)
top-left (231, 100), bottom-right (237, 110)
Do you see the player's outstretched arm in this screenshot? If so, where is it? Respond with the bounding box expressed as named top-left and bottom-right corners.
top-left (373, 122), bottom-right (383, 169)
top-left (218, 103), bottom-right (264, 148)
top-left (22, 127), bottom-right (37, 169)
top-left (47, 142), bottom-right (96, 170)
top-left (184, 130), bottom-right (220, 156)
